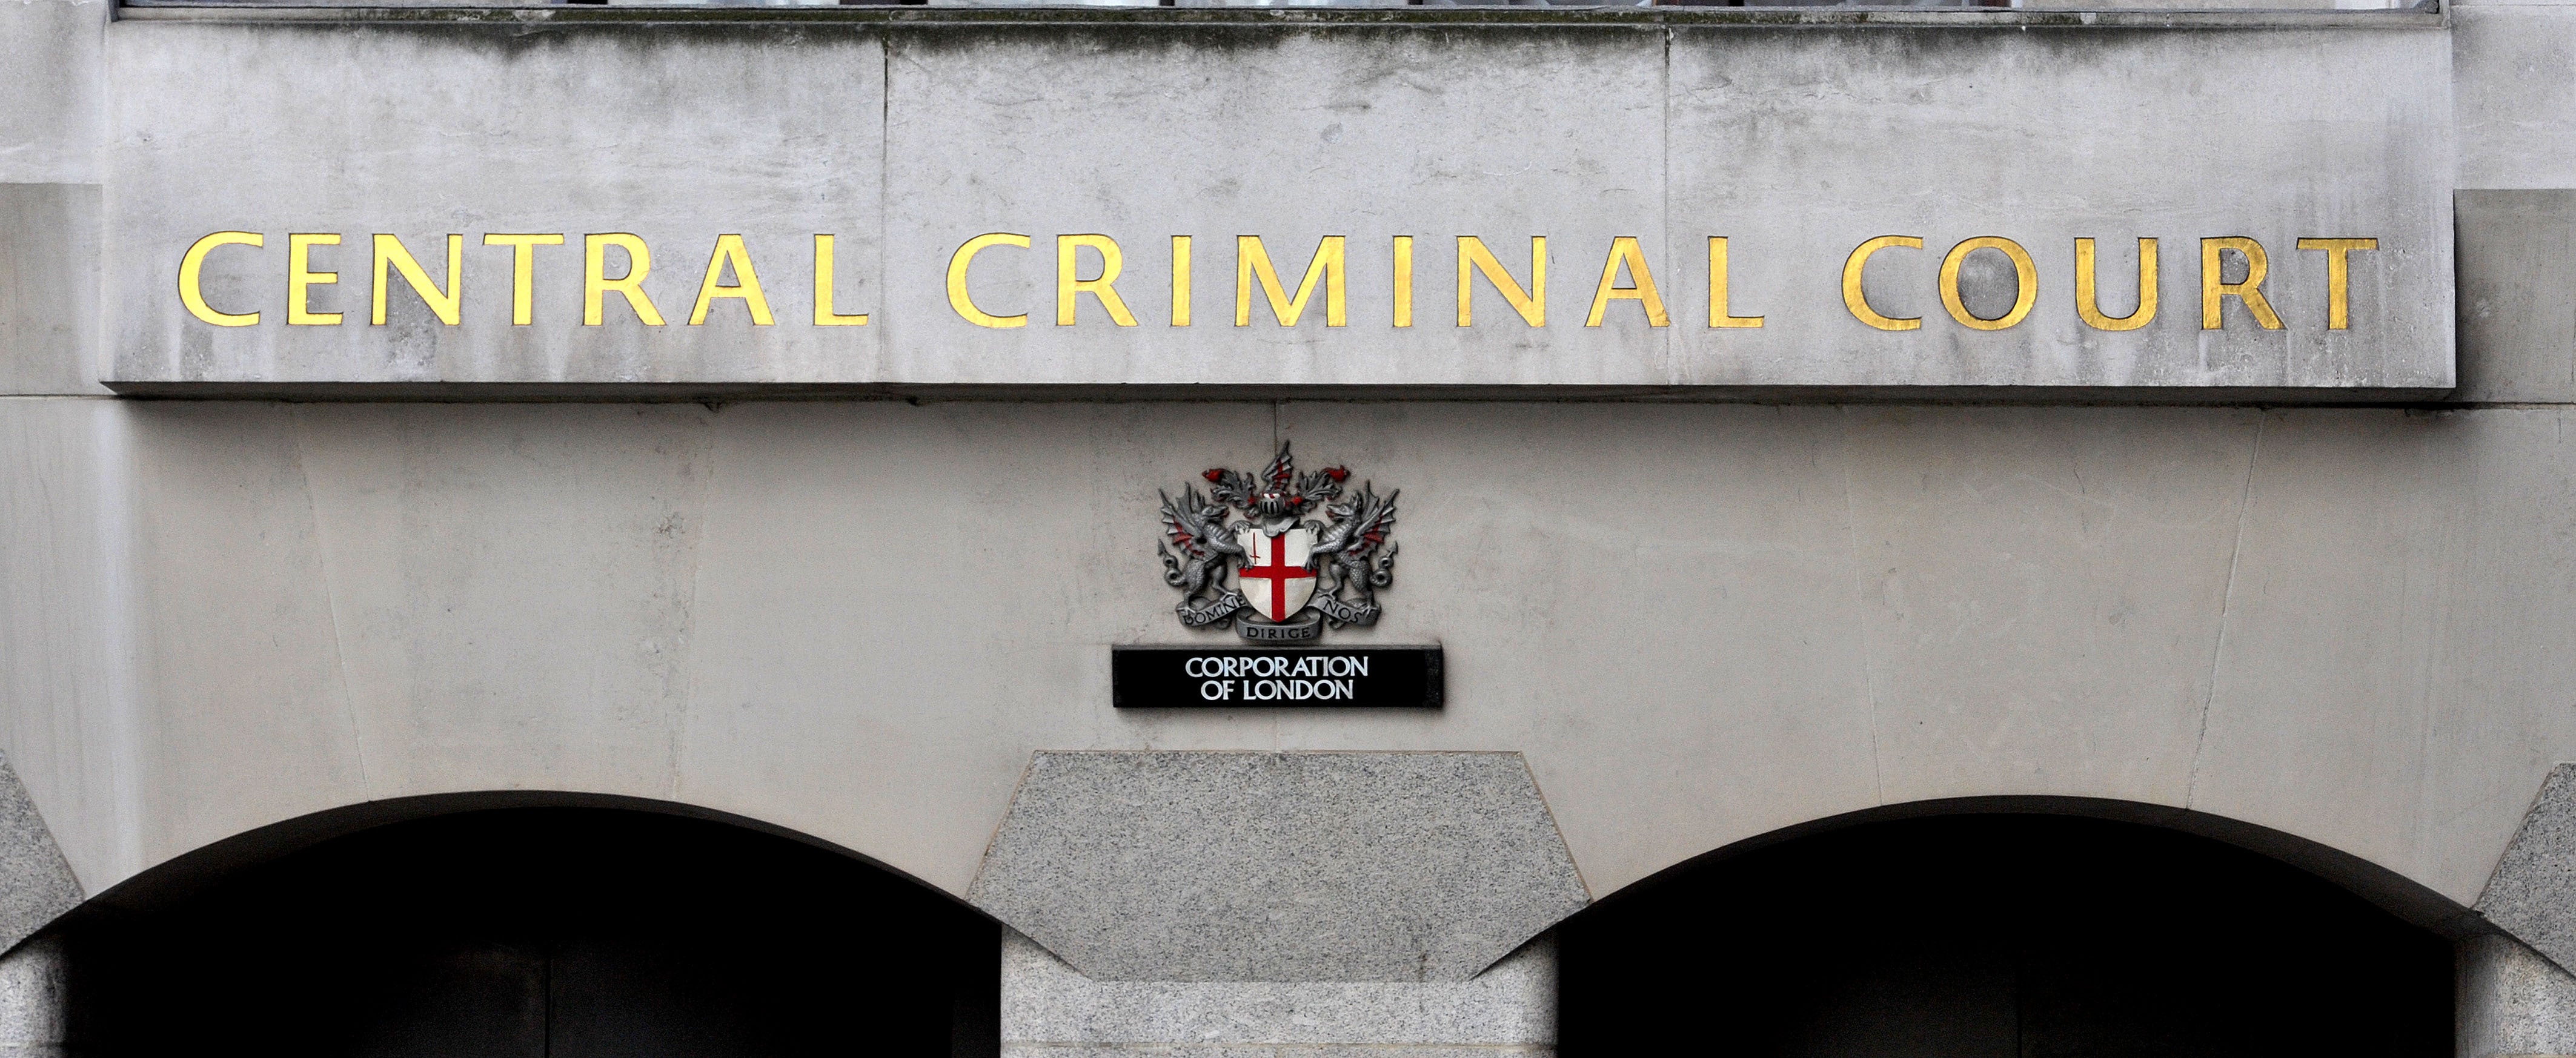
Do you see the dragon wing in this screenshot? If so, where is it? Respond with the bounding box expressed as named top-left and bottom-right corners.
top-left (1346, 488), bottom-right (1398, 559)
top-left (1313, 487), bottom-right (1398, 557)
top-left (1158, 489), bottom-right (1211, 557)
top-left (1262, 443), bottom-right (1296, 492)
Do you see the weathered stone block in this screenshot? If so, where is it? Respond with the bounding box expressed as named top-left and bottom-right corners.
top-left (105, 23), bottom-right (886, 384)
top-left (969, 752), bottom-right (1587, 982)
top-left (1662, 25), bottom-right (2452, 390)
top-left (874, 24), bottom-right (1668, 386)
top-left (999, 930), bottom-right (1553, 1058)
top-left (2458, 7), bottom-right (2576, 190)
top-left (98, 19), bottom-right (2452, 394)
top-left (0, 758), bottom-right (78, 956)
top-left (2457, 190), bottom-right (2576, 404)
top-left (2480, 764), bottom-right (2576, 972)
top-left (0, 0), bottom-right (102, 185)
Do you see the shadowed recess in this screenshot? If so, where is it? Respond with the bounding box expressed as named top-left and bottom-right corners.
top-left (1560, 813), bottom-right (2453, 1058)
top-left (58, 807), bottom-right (999, 1058)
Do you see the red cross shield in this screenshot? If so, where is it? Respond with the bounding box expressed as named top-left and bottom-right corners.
top-left (1234, 526), bottom-right (1318, 623)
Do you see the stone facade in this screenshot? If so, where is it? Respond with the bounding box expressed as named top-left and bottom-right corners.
top-left (92, 14), bottom-right (2454, 393)
top-left (4, 0), bottom-right (2576, 1053)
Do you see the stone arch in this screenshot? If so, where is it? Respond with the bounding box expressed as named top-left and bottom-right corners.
top-left (42, 792), bottom-right (1000, 1058)
top-left (1588, 795), bottom-right (2483, 934)
top-left (1556, 797), bottom-right (2471, 1058)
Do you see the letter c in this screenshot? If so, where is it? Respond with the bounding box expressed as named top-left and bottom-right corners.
top-left (180, 231), bottom-right (264, 326)
top-left (1842, 235), bottom-right (1923, 332)
top-left (948, 232), bottom-right (1030, 328)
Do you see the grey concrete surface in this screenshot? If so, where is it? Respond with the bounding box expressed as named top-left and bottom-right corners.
top-left (0, 185), bottom-right (102, 397)
top-left (0, 399), bottom-right (125, 894)
top-left (2457, 191), bottom-right (2575, 403)
top-left (0, 0), bottom-right (101, 187)
top-left (2480, 765), bottom-right (2576, 970)
top-left (0, 0), bottom-right (104, 394)
top-left (100, 20), bottom-right (2452, 391)
top-left (9, 400), bottom-right (2576, 911)
top-left (1000, 930), bottom-right (1553, 1058)
top-left (2458, 7), bottom-right (2576, 190)
top-left (2181, 408), bottom-right (2568, 896)
top-left (969, 752), bottom-right (1586, 982)
top-left (2460, 934), bottom-right (2576, 1058)
top-left (0, 936), bottom-right (65, 1058)
top-left (0, 0), bottom-right (106, 394)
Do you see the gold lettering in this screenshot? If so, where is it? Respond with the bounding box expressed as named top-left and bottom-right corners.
top-left (2201, 237), bottom-right (2282, 330)
top-left (1457, 236), bottom-right (1545, 327)
top-left (1707, 236), bottom-right (1763, 329)
top-left (288, 233), bottom-right (343, 326)
top-left (2074, 237), bottom-right (2157, 332)
top-left (812, 234), bottom-right (869, 326)
top-left (1585, 237), bottom-right (1668, 328)
top-left (483, 234), bottom-right (563, 326)
top-left (1393, 236), bottom-right (1414, 329)
top-left (1937, 236), bottom-right (2037, 331)
top-left (1171, 236), bottom-right (1192, 327)
top-left (946, 232), bottom-right (1029, 329)
top-left (1058, 234), bottom-right (1138, 326)
top-left (688, 234), bottom-right (774, 326)
top-left (371, 234), bottom-right (462, 326)
top-left (1842, 236), bottom-right (1922, 332)
top-left (1236, 235), bottom-right (1346, 327)
top-left (2296, 237), bottom-right (2378, 330)
top-left (584, 233), bottom-right (665, 326)
top-left (178, 231), bottom-right (262, 327)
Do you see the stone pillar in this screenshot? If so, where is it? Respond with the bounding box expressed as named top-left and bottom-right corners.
top-left (1001, 930), bottom-right (1556, 1058)
top-left (2472, 765), bottom-right (2576, 1058)
top-left (2461, 934), bottom-right (2576, 1058)
top-left (970, 752), bottom-right (1588, 1058)
top-left (0, 937), bottom-right (68, 1058)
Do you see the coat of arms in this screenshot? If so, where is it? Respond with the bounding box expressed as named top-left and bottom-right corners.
top-left (1157, 444), bottom-right (1398, 641)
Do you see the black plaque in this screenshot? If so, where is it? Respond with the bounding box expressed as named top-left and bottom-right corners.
top-left (1112, 646), bottom-right (1443, 709)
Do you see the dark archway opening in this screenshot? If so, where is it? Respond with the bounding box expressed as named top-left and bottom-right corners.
top-left (62, 807), bottom-right (998, 1058)
top-left (1561, 813), bottom-right (2452, 1058)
